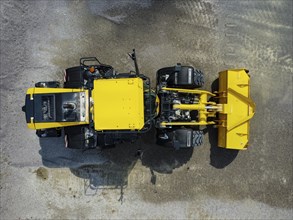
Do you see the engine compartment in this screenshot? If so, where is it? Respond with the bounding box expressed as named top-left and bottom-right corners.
top-left (157, 91), bottom-right (199, 124)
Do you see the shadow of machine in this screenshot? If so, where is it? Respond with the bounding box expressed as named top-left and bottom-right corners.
top-left (29, 57), bottom-right (256, 198)
top-left (39, 128), bottom-right (238, 199)
top-left (39, 127), bottom-right (194, 198)
top-left (38, 77), bottom-right (243, 198)
top-left (208, 126), bottom-right (239, 169)
top-left (21, 48), bottom-right (256, 205)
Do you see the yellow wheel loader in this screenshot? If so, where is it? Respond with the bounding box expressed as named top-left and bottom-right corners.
top-left (22, 50), bottom-right (255, 150)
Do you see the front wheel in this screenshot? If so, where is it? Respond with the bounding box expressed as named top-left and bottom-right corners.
top-left (194, 69), bottom-right (204, 88)
top-left (156, 64), bottom-right (205, 89)
top-left (192, 130), bottom-right (204, 147)
top-left (156, 128), bottom-right (204, 149)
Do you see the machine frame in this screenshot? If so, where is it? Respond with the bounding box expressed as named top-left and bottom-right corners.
top-left (22, 50), bottom-right (255, 150)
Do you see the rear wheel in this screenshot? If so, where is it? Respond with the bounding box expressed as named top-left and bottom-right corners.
top-left (64, 126), bottom-right (86, 149)
top-left (64, 66), bottom-right (83, 88)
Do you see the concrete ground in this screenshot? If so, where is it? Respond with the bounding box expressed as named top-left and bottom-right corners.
top-left (0, 0), bottom-right (292, 219)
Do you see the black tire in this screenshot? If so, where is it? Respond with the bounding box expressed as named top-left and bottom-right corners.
top-left (156, 128), bottom-right (204, 148)
top-left (64, 66), bottom-right (83, 88)
top-left (142, 127), bottom-right (194, 173)
top-left (156, 129), bottom-right (174, 147)
top-left (157, 66), bottom-right (174, 79)
top-left (35, 81), bottom-right (60, 88)
top-left (193, 130), bottom-right (204, 147)
top-left (64, 125), bottom-right (85, 149)
top-left (156, 66), bottom-right (176, 85)
top-left (211, 78), bottom-right (219, 92)
top-left (194, 69), bottom-right (204, 88)
top-left (173, 129), bottom-right (204, 148)
top-left (157, 65), bottom-right (204, 89)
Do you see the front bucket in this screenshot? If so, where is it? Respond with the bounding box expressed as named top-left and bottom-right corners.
top-left (217, 69), bottom-right (255, 150)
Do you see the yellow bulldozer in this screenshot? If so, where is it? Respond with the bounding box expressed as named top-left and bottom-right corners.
top-left (22, 50), bottom-right (255, 150)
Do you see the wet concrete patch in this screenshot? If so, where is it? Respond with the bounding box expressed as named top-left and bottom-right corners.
top-left (35, 167), bottom-right (49, 181)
